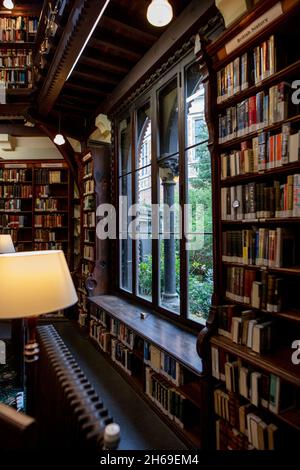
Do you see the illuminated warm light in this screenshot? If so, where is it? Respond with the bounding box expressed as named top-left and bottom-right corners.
top-left (66, 0), bottom-right (110, 80)
top-left (53, 133), bottom-right (65, 146)
top-left (3, 0), bottom-right (14, 9)
top-left (147, 0), bottom-right (173, 27)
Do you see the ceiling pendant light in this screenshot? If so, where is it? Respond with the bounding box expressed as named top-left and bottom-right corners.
top-left (54, 114), bottom-right (65, 146)
top-left (147, 0), bottom-right (173, 27)
top-left (3, 0), bottom-right (14, 9)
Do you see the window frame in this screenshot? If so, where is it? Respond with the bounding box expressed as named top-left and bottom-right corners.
top-left (115, 50), bottom-right (214, 330)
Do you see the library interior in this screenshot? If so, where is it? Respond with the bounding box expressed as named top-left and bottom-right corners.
top-left (0, 0), bottom-right (300, 455)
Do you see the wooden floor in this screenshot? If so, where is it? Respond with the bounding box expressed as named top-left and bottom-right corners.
top-left (54, 320), bottom-right (187, 451)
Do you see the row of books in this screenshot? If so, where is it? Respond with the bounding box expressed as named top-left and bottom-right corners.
top-left (217, 35), bottom-right (278, 103)
top-left (34, 214), bottom-right (65, 228)
top-left (221, 175), bottom-right (300, 221)
top-left (0, 185), bottom-right (32, 198)
top-left (35, 170), bottom-right (64, 184)
top-left (0, 50), bottom-right (32, 68)
top-left (83, 195), bottom-right (95, 211)
top-left (91, 308), bottom-right (107, 327)
top-left (222, 228), bottom-right (296, 267)
top-left (225, 266), bottom-right (283, 313)
top-left (35, 229), bottom-right (57, 242)
top-left (220, 125), bottom-right (300, 178)
top-left (0, 214), bottom-right (30, 228)
top-left (84, 179), bottom-right (95, 194)
top-left (82, 262), bottom-right (90, 276)
top-left (35, 185), bottom-right (51, 197)
top-left (35, 198), bottom-right (59, 211)
top-left (144, 342), bottom-right (181, 386)
top-left (110, 318), bottom-right (134, 349)
top-left (0, 169), bottom-right (31, 182)
top-left (0, 16), bottom-right (38, 32)
top-left (83, 161), bottom-right (93, 178)
top-left (0, 69), bottom-right (32, 84)
top-left (0, 199), bottom-right (24, 211)
top-left (90, 321), bottom-right (111, 352)
top-left (84, 228), bottom-right (95, 243)
top-left (84, 212), bottom-right (96, 228)
top-left (218, 82), bottom-right (290, 143)
top-left (83, 245), bottom-right (95, 261)
top-left (216, 411), bottom-right (278, 450)
top-left (34, 242), bottom-right (64, 251)
top-left (89, 321), bottom-right (134, 376)
top-left (146, 367), bottom-right (191, 428)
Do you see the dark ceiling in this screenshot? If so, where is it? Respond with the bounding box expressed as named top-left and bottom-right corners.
top-left (0, 0), bottom-right (214, 139)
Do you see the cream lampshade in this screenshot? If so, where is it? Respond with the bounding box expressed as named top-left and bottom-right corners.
top-left (0, 250), bottom-right (78, 319)
top-left (0, 234), bottom-right (15, 254)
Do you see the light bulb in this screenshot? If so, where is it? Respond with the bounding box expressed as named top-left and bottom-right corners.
top-left (53, 133), bottom-right (65, 146)
top-left (3, 0), bottom-right (14, 9)
top-left (147, 0), bottom-right (173, 27)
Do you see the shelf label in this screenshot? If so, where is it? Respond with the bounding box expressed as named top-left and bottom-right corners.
top-left (83, 152), bottom-right (92, 162)
top-left (4, 164), bottom-right (27, 168)
top-left (40, 163), bottom-right (64, 168)
top-left (225, 2), bottom-right (283, 55)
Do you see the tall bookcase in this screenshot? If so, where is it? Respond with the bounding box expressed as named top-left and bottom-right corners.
top-left (76, 145), bottom-right (110, 328)
top-left (0, 13), bottom-right (39, 89)
top-left (197, 0), bottom-right (300, 451)
top-left (77, 151), bottom-right (96, 327)
top-left (0, 160), bottom-right (72, 263)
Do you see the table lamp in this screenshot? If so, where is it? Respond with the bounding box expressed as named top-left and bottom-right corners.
top-left (0, 250), bottom-right (78, 414)
top-left (0, 234), bottom-right (15, 254)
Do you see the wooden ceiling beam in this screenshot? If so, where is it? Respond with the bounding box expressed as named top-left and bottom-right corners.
top-left (0, 123), bottom-right (44, 137)
top-left (80, 55), bottom-right (130, 75)
top-left (100, 15), bottom-right (157, 45)
top-left (37, 0), bottom-right (111, 116)
top-left (89, 37), bottom-right (141, 62)
top-left (72, 68), bottom-right (119, 86)
top-left (63, 82), bottom-right (107, 97)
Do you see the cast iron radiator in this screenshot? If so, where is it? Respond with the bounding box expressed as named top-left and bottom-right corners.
top-left (35, 324), bottom-right (115, 450)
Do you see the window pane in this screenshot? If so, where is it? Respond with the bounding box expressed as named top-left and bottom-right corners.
top-left (187, 235), bottom-right (213, 324)
top-left (186, 142), bottom-right (213, 324)
top-left (158, 155), bottom-right (180, 314)
top-left (119, 116), bottom-right (131, 175)
top-left (159, 78), bottom-right (178, 158)
top-left (186, 144), bottom-right (212, 234)
top-left (119, 174), bottom-right (132, 292)
top-left (137, 103), bottom-right (151, 170)
top-left (136, 166), bottom-right (152, 301)
top-left (186, 62), bottom-right (208, 147)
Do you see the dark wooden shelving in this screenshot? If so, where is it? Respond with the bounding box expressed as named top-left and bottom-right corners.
top-left (219, 114), bottom-right (300, 150)
top-left (222, 217), bottom-right (300, 225)
top-left (223, 261), bottom-right (300, 276)
top-left (217, 58), bottom-right (300, 110)
top-left (211, 335), bottom-right (300, 388)
top-left (221, 162), bottom-right (300, 187)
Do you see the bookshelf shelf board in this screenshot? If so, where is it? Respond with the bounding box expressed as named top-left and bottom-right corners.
top-left (278, 408), bottom-right (300, 432)
top-left (83, 174), bottom-right (93, 180)
top-left (89, 295), bottom-right (203, 376)
top-left (34, 210), bottom-right (68, 213)
top-left (34, 226), bottom-right (68, 229)
top-left (217, 58), bottom-right (300, 110)
top-left (218, 114), bottom-right (300, 150)
top-left (84, 240), bottom-right (95, 244)
top-left (36, 196), bottom-right (68, 199)
top-left (0, 42), bottom-right (35, 47)
top-left (83, 257), bottom-right (95, 262)
top-left (83, 208), bottom-right (95, 212)
top-left (0, 210), bottom-right (32, 213)
top-left (221, 217), bottom-right (300, 225)
top-left (0, 197), bottom-right (32, 200)
top-left (0, 180), bottom-right (32, 184)
top-left (211, 335), bottom-right (300, 388)
top-left (36, 182), bottom-right (68, 185)
top-left (221, 162), bottom-right (300, 187)
top-left (224, 296), bottom-right (300, 323)
top-left (223, 261), bottom-right (300, 276)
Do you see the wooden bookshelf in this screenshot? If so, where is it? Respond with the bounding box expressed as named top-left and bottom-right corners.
top-left (0, 160), bottom-right (72, 260)
top-left (195, 0), bottom-right (300, 451)
top-left (87, 294), bottom-right (209, 449)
